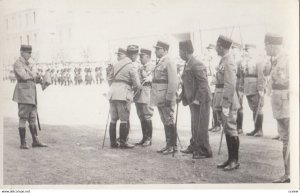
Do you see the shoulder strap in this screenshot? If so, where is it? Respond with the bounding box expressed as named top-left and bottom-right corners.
top-left (113, 62), bottom-right (131, 80)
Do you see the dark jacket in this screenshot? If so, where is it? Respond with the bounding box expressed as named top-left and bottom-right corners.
top-left (181, 56), bottom-right (211, 106)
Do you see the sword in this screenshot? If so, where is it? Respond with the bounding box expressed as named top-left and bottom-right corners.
top-left (36, 112), bottom-right (41, 131)
top-left (102, 109), bottom-right (110, 149)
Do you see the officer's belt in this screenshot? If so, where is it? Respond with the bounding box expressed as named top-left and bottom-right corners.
top-left (215, 84), bottom-right (224, 88)
top-left (245, 75), bottom-right (258, 78)
top-left (18, 79), bottom-right (34, 83)
top-left (272, 84), bottom-right (289, 90)
top-left (152, 79), bottom-right (168, 84)
top-left (113, 79), bottom-right (132, 86)
top-left (143, 82), bottom-right (152, 86)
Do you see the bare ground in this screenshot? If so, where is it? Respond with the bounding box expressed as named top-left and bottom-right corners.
top-left (3, 117), bottom-right (284, 185)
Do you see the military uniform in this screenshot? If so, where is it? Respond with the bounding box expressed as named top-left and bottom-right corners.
top-left (214, 36), bottom-right (240, 171)
top-left (264, 34), bottom-right (290, 183)
top-left (107, 45), bottom-right (141, 148)
top-left (151, 41), bottom-right (178, 155)
top-left (204, 44), bottom-right (221, 132)
top-left (179, 40), bottom-right (213, 159)
top-left (232, 43), bottom-right (244, 135)
top-left (134, 49), bottom-right (155, 146)
top-left (240, 44), bottom-right (265, 137)
top-left (12, 45), bottom-right (47, 149)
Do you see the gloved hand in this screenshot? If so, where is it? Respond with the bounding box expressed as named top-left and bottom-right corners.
top-left (258, 90), bottom-right (264, 97)
top-left (222, 107), bottom-right (230, 117)
top-left (165, 99), bottom-right (172, 107)
top-left (35, 75), bottom-right (43, 84)
top-left (143, 74), bottom-right (152, 83)
top-left (192, 100), bottom-right (200, 105)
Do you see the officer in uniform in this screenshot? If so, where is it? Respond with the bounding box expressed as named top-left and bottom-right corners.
top-left (240, 44), bottom-right (265, 137)
top-left (264, 33), bottom-right (290, 183)
top-left (214, 36), bottom-right (240, 171)
top-left (107, 45), bottom-right (142, 149)
top-left (134, 48), bottom-right (155, 146)
top-left (12, 45), bottom-right (48, 149)
top-left (205, 44), bottom-right (221, 132)
top-left (151, 41), bottom-right (178, 155)
top-left (179, 40), bottom-right (213, 159)
top-left (232, 42), bottom-right (244, 134)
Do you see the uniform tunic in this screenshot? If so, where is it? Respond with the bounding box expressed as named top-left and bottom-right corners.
top-left (213, 53), bottom-right (240, 136)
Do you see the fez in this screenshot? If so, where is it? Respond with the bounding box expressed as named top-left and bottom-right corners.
top-left (179, 40), bottom-right (194, 54)
top-left (217, 35), bottom-right (233, 49)
top-left (116, 48), bottom-right (127, 55)
top-left (20, 45), bottom-right (32, 53)
top-left (139, 48), bottom-right (152, 57)
top-left (264, 33), bottom-right (283, 45)
top-left (154, 41), bottom-right (170, 51)
top-left (126, 45), bottom-right (139, 55)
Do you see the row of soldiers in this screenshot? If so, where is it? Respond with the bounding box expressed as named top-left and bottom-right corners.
top-left (12, 32), bottom-right (289, 183)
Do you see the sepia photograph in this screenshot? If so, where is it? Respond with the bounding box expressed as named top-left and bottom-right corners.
top-left (0, 0), bottom-right (299, 190)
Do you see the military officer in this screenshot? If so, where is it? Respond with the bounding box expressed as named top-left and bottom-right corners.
top-left (232, 42), bottom-right (244, 135)
top-left (107, 45), bottom-right (142, 149)
top-left (12, 45), bottom-right (48, 149)
top-left (205, 44), bottom-right (221, 132)
top-left (134, 48), bottom-right (155, 146)
top-left (178, 40), bottom-right (213, 159)
top-left (240, 44), bottom-right (265, 137)
top-left (214, 36), bottom-right (241, 171)
top-left (264, 33), bottom-right (290, 183)
top-left (151, 41), bottom-right (178, 155)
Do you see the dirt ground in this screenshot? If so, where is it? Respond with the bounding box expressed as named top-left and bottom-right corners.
top-left (2, 82), bottom-right (285, 185)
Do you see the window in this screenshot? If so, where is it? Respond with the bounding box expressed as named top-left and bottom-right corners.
top-left (34, 33), bottom-right (37, 45)
top-left (33, 12), bottom-right (36, 24)
top-left (26, 13), bottom-right (29, 26)
top-left (26, 35), bottom-right (30, 45)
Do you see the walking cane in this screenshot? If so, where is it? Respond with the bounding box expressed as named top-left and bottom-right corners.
top-left (218, 124), bottom-right (224, 155)
top-left (175, 102), bottom-right (183, 149)
top-left (36, 112), bottom-right (42, 131)
top-left (102, 109), bottom-right (110, 149)
top-left (254, 95), bottom-right (263, 124)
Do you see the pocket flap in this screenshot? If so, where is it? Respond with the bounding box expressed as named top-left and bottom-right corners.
top-left (18, 83), bottom-right (30, 89)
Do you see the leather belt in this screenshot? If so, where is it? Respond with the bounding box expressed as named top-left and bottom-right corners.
top-left (272, 84), bottom-right (289, 90)
top-left (215, 84), bottom-right (224, 88)
top-left (113, 79), bottom-right (132, 86)
top-left (152, 79), bottom-right (168, 84)
top-left (245, 75), bottom-right (258, 78)
top-left (18, 79), bottom-right (34, 83)
top-left (143, 82), bottom-right (152, 86)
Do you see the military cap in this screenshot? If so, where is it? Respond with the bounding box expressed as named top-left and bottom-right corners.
top-left (20, 45), bottom-right (32, 53)
top-left (206, 44), bottom-right (216, 49)
top-left (116, 48), bottom-right (127, 55)
top-left (126, 45), bottom-right (139, 55)
top-left (139, 48), bottom-right (152, 57)
top-left (179, 40), bottom-right (194, 54)
top-left (244, 44), bottom-right (256, 49)
top-left (217, 35), bottom-right (233, 49)
top-left (264, 33), bottom-right (283, 45)
top-left (154, 41), bottom-right (169, 51)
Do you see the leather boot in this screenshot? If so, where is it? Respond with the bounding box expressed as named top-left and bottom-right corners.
top-left (254, 114), bottom-right (263, 137)
top-left (18, 127), bottom-right (29, 149)
top-left (119, 122), bottom-right (134, 149)
top-left (109, 122), bottom-right (119, 148)
top-left (237, 111), bottom-right (243, 134)
top-left (224, 136), bottom-right (240, 171)
top-left (163, 124), bottom-right (177, 155)
top-left (29, 125), bottom-right (48, 147)
top-left (217, 134), bottom-right (232, 168)
top-left (136, 120), bottom-right (146, 145)
top-left (157, 125), bottom-right (171, 153)
top-left (247, 112), bottom-right (258, 136)
top-left (142, 120), bottom-right (152, 146)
